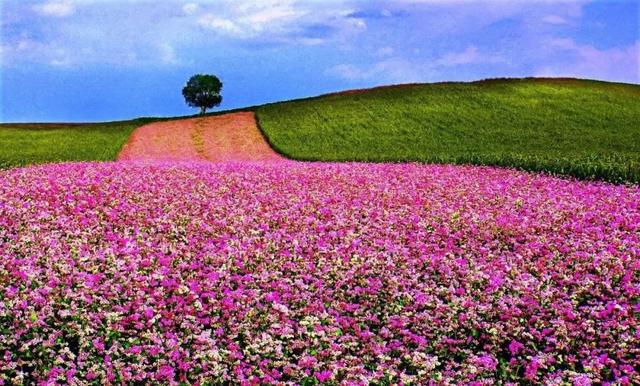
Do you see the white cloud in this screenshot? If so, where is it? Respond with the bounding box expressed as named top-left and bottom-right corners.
top-left (542, 15), bottom-right (569, 25)
top-left (242, 6), bottom-right (306, 30)
top-left (328, 45), bottom-right (509, 83)
top-left (297, 38), bottom-right (326, 46)
top-left (182, 2), bottom-right (199, 16)
top-left (33, 1), bottom-right (75, 17)
top-left (538, 39), bottom-right (640, 83)
top-left (197, 15), bottom-right (244, 37)
top-left (547, 38), bottom-right (578, 50)
top-left (195, 0), bottom-right (362, 44)
top-left (1, 36), bottom-right (72, 67)
top-left (327, 63), bottom-right (366, 80)
top-left (437, 46), bottom-right (480, 65)
top-left (3, 0), bottom-right (364, 68)
top-left (197, 1), bottom-right (308, 38)
top-left (327, 57), bottom-right (428, 83)
top-left (375, 47), bottom-right (395, 57)
top-left (4, 0), bottom-right (631, 87)
top-left (158, 43), bottom-right (179, 65)
top-left (436, 46), bottom-right (505, 66)
top-left (50, 57), bottom-right (72, 66)
top-left (353, 18), bottom-right (366, 29)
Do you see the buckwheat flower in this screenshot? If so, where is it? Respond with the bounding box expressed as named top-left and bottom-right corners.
top-left (525, 357), bottom-right (541, 380)
top-left (156, 365), bottom-right (175, 381)
top-left (474, 354), bottom-right (498, 371)
top-left (272, 303), bottom-right (290, 315)
top-left (315, 370), bottom-right (332, 382)
top-left (92, 338), bottom-right (105, 353)
top-left (573, 374), bottom-right (593, 386)
top-left (508, 340), bottom-right (524, 356)
top-left (0, 162), bottom-right (638, 384)
top-left (143, 307), bottom-right (154, 319)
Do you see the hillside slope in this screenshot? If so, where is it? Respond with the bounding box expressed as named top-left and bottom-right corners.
top-left (256, 78), bottom-right (640, 182)
top-left (0, 121), bottom-right (141, 169)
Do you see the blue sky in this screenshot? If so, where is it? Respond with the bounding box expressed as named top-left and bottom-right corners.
top-left (1, 0), bottom-right (638, 122)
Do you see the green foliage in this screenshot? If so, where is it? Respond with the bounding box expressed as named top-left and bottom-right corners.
top-left (256, 78), bottom-right (640, 183)
top-left (0, 121), bottom-right (140, 169)
top-left (300, 377), bottom-right (319, 386)
top-left (182, 74), bottom-right (223, 115)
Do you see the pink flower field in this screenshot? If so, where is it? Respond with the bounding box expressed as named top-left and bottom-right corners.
top-left (0, 161), bottom-right (639, 385)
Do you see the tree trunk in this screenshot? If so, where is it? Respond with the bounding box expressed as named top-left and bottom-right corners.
top-left (200, 106), bottom-right (206, 115)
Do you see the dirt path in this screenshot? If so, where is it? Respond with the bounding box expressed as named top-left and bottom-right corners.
top-left (117, 112), bottom-right (284, 162)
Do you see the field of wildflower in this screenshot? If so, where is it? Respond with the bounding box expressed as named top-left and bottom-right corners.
top-left (1, 161), bottom-right (638, 385)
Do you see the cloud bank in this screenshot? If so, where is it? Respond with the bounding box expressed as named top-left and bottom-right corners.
top-left (1, 0), bottom-right (638, 121)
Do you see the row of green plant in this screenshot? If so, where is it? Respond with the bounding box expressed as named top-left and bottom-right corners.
top-left (255, 78), bottom-right (640, 184)
top-left (0, 121), bottom-right (142, 169)
top-left (420, 153), bottom-right (639, 184)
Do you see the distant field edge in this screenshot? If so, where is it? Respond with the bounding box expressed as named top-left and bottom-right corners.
top-left (4, 77), bottom-right (635, 126)
top-left (2, 77), bottom-right (639, 184)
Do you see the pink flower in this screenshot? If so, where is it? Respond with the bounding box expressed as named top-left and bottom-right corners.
top-left (525, 358), bottom-right (541, 380)
top-left (1, 161), bottom-right (638, 384)
top-left (508, 340), bottom-right (524, 356)
top-left (92, 338), bottom-right (105, 352)
top-left (264, 291), bottom-right (279, 302)
top-left (156, 365), bottom-right (175, 381)
top-left (475, 354), bottom-right (497, 371)
top-left (315, 370), bottom-right (332, 383)
top-left (573, 374), bottom-right (592, 386)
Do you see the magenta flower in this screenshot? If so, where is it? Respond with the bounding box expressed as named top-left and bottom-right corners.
top-left (525, 358), bottom-right (541, 380)
top-left (508, 340), bottom-right (524, 356)
top-left (0, 161), bottom-right (637, 384)
top-left (573, 374), bottom-right (593, 386)
top-left (156, 365), bottom-right (175, 381)
top-left (315, 370), bottom-right (332, 382)
top-left (92, 338), bottom-right (105, 352)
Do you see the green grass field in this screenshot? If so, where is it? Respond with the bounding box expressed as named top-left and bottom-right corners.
top-left (1, 78), bottom-right (639, 183)
top-left (256, 78), bottom-right (640, 183)
top-left (0, 121), bottom-right (141, 169)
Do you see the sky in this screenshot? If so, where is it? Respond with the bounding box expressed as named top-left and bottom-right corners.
top-left (0, 0), bottom-right (638, 122)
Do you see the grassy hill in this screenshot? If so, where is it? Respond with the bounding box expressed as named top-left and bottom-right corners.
top-left (1, 78), bottom-right (639, 183)
top-left (0, 121), bottom-right (142, 169)
top-left (256, 78), bottom-right (640, 183)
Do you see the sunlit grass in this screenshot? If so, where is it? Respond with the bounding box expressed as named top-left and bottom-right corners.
top-left (0, 121), bottom-right (141, 169)
top-left (256, 78), bottom-right (640, 183)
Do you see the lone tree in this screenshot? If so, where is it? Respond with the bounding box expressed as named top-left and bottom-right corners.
top-left (182, 74), bottom-right (222, 115)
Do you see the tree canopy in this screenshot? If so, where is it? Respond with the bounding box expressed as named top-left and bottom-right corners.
top-left (182, 74), bottom-right (223, 115)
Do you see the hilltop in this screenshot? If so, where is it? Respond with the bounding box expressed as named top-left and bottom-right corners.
top-left (256, 78), bottom-right (640, 182)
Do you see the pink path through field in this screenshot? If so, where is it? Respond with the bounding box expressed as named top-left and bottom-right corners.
top-left (117, 112), bottom-right (284, 162)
